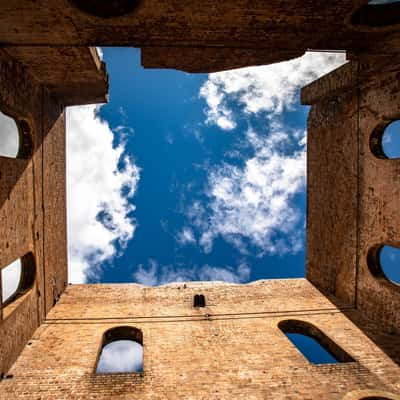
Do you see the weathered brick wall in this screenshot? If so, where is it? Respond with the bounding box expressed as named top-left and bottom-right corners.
top-left (303, 61), bottom-right (400, 335)
top-left (303, 62), bottom-right (359, 305)
top-left (1, 280), bottom-right (398, 399)
top-left (0, 1), bottom-right (399, 73)
top-left (357, 64), bottom-right (400, 335)
top-left (0, 46), bottom-right (106, 376)
top-left (0, 49), bottom-right (67, 374)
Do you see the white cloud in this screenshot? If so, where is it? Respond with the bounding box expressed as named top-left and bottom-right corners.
top-left (66, 105), bottom-right (140, 283)
top-left (199, 52), bottom-right (346, 130)
top-left (0, 110), bottom-right (19, 157)
top-left (200, 81), bottom-right (236, 130)
top-left (190, 126), bottom-right (306, 256)
top-left (1, 259), bottom-right (21, 302)
top-left (193, 52), bottom-right (347, 255)
top-left (197, 263), bottom-right (250, 283)
top-left (96, 340), bottom-right (143, 373)
top-left (133, 259), bottom-right (250, 285)
top-left (176, 227), bottom-right (196, 246)
top-left (132, 259), bottom-right (159, 286)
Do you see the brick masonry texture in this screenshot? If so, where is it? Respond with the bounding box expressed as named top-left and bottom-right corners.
top-left (1, 2), bottom-right (400, 399)
top-left (304, 61), bottom-right (400, 335)
top-left (1, 280), bottom-right (399, 399)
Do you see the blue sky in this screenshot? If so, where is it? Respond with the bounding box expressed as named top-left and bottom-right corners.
top-left (64, 47), bottom-right (400, 287)
top-left (0, 46), bottom-right (399, 368)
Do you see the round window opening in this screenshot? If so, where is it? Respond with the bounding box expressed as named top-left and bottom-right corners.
top-left (370, 120), bottom-right (400, 159)
top-left (367, 245), bottom-right (400, 286)
top-left (351, 1), bottom-right (400, 27)
top-left (70, 0), bottom-right (141, 18)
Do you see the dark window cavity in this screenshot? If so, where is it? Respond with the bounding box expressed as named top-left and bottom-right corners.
top-left (1, 253), bottom-right (36, 307)
top-left (70, 0), bottom-right (141, 18)
top-left (96, 326), bottom-right (143, 374)
top-left (193, 294), bottom-right (206, 308)
top-left (360, 397), bottom-right (398, 400)
top-left (352, 1), bottom-right (400, 27)
top-left (278, 320), bottom-right (354, 364)
top-left (368, 244), bottom-right (400, 285)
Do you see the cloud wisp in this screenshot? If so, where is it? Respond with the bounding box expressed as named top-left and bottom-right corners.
top-left (133, 259), bottom-right (250, 286)
top-left (66, 105), bottom-right (140, 283)
top-left (188, 126), bottom-right (306, 256)
top-left (199, 51), bottom-right (346, 131)
top-left (186, 52), bottom-right (347, 257)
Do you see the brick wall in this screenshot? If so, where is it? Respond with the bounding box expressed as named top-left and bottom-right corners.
top-left (1, 280), bottom-right (398, 399)
top-left (303, 61), bottom-right (400, 335)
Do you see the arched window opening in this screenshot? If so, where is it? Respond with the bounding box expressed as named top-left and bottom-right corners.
top-left (193, 294), bottom-right (206, 308)
top-left (70, 0), bottom-right (141, 18)
top-left (343, 390), bottom-right (400, 400)
top-left (0, 110), bottom-right (32, 159)
top-left (370, 120), bottom-right (400, 159)
top-left (361, 397), bottom-right (395, 400)
top-left (351, 1), bottom-right (400, 27)
top-left (96, 326), bottom-right (143, 374)
top-left (368, 245), bottom-right (400, 285)
top-left (1, 253), bottom-right (36, 307)
top-left (278, 320), bottom-right (354, 364)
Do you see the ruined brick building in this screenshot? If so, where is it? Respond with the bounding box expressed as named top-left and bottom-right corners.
top-left (0, 1), bottom-right (399, 398)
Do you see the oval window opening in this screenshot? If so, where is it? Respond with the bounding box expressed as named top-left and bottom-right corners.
top-left (96, 326), bottom-right (143, 374)
top-left (368, 245), bottom-right (400, 285)
top-left (0, 110), bottom-right (20, 158)
top-left (1, 253), bottom-right (36, 307)
top-left (70, 0), bottom-right (141, 18)
top-left (370, 120), bottom-right (400, 159)
top-left (351, 1), bottom-right (400, 27)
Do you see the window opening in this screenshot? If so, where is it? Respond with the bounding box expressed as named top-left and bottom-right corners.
top-left (1, 253), bottom-right (36, 307)
top-left (0, 110), bottom-right (32, 159)
top-left (278, 320), bottom-right (354, 364)
top-left (70, 0), bottom-right (141, 18)
top-left (361, 397), bottom-right (395, 400)
top-left (0, 110), bottom-right (19, 158)
top-left (370, 120), bottom-right (400, 159)
top-left (352, 1), bottom-right (400, 27)
top-left (96, 326), bottom-right (143, 374)
top-left (368, 245), bottom-right (400, 285)
top-left (193, 294), bottom-right (206, 307)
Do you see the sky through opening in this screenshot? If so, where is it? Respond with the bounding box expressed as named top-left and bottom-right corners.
top-left (66, 48), bottom-right (350, 285)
